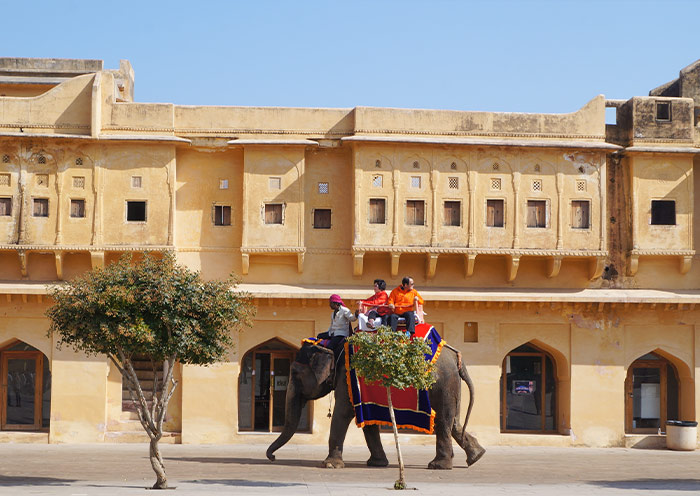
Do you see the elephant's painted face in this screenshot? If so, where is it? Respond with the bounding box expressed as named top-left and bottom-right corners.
top-left (292, 347), bottom-right (335, 398)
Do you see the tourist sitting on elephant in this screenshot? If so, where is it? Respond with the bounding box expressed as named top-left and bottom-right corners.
top-left (317, 294), bottom-right (357, 358)
top-left (387, 276), bottom-right (424, 335)
top-left (356, 279), bottom-right (390, 331)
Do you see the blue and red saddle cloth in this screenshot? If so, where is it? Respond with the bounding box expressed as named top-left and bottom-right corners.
top-left (303, 323), bottom-right (444, 434)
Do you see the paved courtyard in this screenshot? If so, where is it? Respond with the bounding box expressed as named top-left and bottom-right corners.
top-left (0, 442), bottom-right (699, 495)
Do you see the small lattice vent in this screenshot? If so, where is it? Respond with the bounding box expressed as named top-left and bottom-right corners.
top-left (372, 175), bottom-right (383, 188)
top-left (532, 180), bottom-right (542, 192)
top-left (448, 177), bottom-right (459, 189)
top-left (2, 154), bottom-right (9, 163)
top-left (413, 161), bottom-right (420, 169)
top-left (0, 174), bottom-right (9, 186)
top-left (450, 162), bottom-right (457, 170)
top-left (576, 180), bottom-right (586, 192)
top-left (36, 174), bottom-right (48, 187)
top-left (269, 177), bottom-right (281, 190)
top-left (131, 176), bottom-right (142, 188)
top-left (375, 160), bottom-right (381, 168)
top-left (318, 182), bottom-right (329, 194)
top-left (534, 164), bottom-right (541, 172)
top-left (491, 178), bottom-right (501, 191)
top-left (492, 163), bottom-right (499, 171)
top-left (411, 176), bottom-right (421, 188)
top-left (37, 155), bottom-right (46, 164)
top-left (73, 176), bottom-right (85, 189)
top-left (75, 158), bottom-right (83, 166)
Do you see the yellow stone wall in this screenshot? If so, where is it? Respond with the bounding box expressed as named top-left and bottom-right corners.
top-left (0, 59), bottom-right (698, 449)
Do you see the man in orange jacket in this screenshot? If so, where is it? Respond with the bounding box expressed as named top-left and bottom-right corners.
top-left (387, 276), bottom-right (424, 335)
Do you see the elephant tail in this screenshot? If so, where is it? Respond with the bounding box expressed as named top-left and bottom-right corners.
top-left (456, 350), bottom-right (475, 442)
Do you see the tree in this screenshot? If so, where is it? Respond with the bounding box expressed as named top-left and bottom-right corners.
top-left (347, 326), bottom-right (436, 490)
top-left (46, 253), bottom-right (254, 489)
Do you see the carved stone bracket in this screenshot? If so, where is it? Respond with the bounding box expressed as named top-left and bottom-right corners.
top-left (627, 253), bottom-right (639, 276)
top-left (17, 250), bottom-right (27, 279)
top-left (90, 251), bottom-right (105, 270)
top-left (426, 254), bottom-right (439, 279)
top-left (465, 253), bottom-right (477, 277)
top-left (353, 253), bottom-right (364, 276)
top-left (506, 255), bottom-right (520, 282)
top-left (547, 256), bottom-right (563, 278)
top-left (680, 255), bottom-right (693, 275)
top-left (54, 251), bottom-right (64, 280)
top-left (391, 253), bottom-right (400, 277)
top-left (297, 252), bottom-right (304, 274)
top-left (241, 253), bottom-right (250, 275)
top-left (589, 256), bottom-right (605, 280)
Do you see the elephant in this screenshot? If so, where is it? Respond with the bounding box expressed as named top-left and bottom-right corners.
top-left (266, 341), bottom-right (486, 470)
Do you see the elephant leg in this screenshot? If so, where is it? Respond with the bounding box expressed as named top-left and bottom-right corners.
top-left (362, 424), bottom-right (389, 467)
top-left (428, 408), bottom-right (455, 470)
top-left (323, 400), bottom-right (354, 468)
top-left (451, 421), bottom-right (486, 467)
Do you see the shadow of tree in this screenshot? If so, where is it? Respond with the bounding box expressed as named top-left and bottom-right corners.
top-left (0, 475), bottom-right (76, 487)
top-left (182, 479), bottom-right (305, 488)
top-left (588, 479), bottom-right (700, 491)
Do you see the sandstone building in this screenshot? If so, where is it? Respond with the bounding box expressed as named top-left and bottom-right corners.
top-left (0, 57), bottom-right (699, 448)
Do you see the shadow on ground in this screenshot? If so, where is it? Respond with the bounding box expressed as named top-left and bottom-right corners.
top-left (167, 456), bottom-right (423, 469)
top-left (182, 479), bottom-right (305, 488)
top-left (588, 479), bottom-right (700, 491)
top-left (0, 476), bottom-right (76, 487)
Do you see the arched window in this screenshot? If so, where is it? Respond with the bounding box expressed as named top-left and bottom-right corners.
top-left (1, 341), bottom-right (51, 430)
top-left (625, 352), bottom-right (680, 433)
top-left (238, 338), bottom-right (310, 433)
top-left (501, 343), bottom-right (557, 433)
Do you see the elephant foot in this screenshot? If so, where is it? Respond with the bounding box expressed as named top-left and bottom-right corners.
top-left (466, 445), bottom-right (486, 466)
top-left (321, 457), bottom-right (345, 469)
top-left (427, 457), bottom-right (453, 470)
top-left (366, 455), bottom-right (389, 467)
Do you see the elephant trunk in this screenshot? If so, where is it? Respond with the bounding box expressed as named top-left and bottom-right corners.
top-left (458, 354), bottom-right (475, 442)
top-left (266, 379), bottom-right (305, 461)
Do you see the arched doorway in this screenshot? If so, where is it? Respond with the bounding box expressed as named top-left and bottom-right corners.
top-left (238, 338), bottom-right (310, 433)
top-left (625, 352), bottom-right (680, 434)
top-left (0, 340), bottom-right (51, 431)
top-left (501, 343), bottom-right (557, 433)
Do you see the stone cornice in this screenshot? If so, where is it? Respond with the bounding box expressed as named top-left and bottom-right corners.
top-left (352, 245), bottom-right (606, 257)
top-left (0, 244), bottom-right (172, 252)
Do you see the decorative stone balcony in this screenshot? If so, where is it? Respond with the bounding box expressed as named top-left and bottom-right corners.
top-left (351, 245), bottom-right (607, 281)
top-left (0, 244), bottom-right (171, 280)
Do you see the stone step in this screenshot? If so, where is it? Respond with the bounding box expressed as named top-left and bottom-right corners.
top-left (623, 434), bottom-right (666, 449)
top-left (0, 431), bottom-right (48, 444)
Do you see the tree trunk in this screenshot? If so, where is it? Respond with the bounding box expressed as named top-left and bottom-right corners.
top-left (386, 386), bottom-right (406, 490)
top-left (150, 437), bottom-right (167, 489)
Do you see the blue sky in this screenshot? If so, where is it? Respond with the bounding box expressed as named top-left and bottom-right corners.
top-left (3, 0), bottom-right (699, 115)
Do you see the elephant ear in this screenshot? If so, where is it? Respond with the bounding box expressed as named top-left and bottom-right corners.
top-left (309, 347), bottom-right (334, 384)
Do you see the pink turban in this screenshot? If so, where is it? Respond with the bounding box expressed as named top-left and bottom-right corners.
top-left (329, 294), bottom-right (344, 305)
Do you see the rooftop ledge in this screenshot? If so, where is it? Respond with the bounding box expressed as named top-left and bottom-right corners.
top-left (341, 135), bottom-right (622, 151)
top-left (237, 285), bottom-right (700, 306)
top-left (2, 283), bottom-right (700, 307)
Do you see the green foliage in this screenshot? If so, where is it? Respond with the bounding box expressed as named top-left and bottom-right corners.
top-left (46, 253), bottom-right (255, 364)
top-left (347, 326), bottom-right (436, 391)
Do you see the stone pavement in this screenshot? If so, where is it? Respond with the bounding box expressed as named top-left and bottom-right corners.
top-left (0, 442), bottom-right (699, 495)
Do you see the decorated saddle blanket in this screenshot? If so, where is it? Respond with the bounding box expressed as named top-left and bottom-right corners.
top-left (345, 324), bottom-right (444, 434)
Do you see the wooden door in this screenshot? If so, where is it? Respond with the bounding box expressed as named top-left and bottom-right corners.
top-left (2, 351), bottom-right (43, 430)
